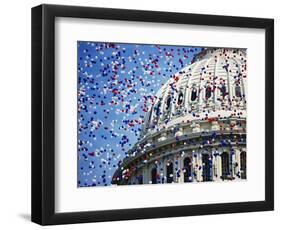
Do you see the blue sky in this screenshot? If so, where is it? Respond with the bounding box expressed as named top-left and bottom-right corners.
top-left (77, 41), bottom-right (202, 187)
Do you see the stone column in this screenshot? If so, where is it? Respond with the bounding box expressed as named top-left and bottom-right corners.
top-left (163, 158), bottom-right (167, 184)
top-left (217, 149), bottom-right (222, 181)
top-left (227, 70), bottom-right (233, 110)
top-left (128, 176), bottom-right (132, 185)
top-left (173, 155), bottom-right (178, 183)
top-left (230, 150), bottom-right (236, 179)
top-left (212, 149), bottom-right (220, 181)
top-left (197, 152), bottom-right (203, 182)
top-left (142, 165), bottom-right (149, 184)
top-left (131, 174), bottom-right (136, 185)
top-left (192, 151), bottom-right (198, 182)
top-left (234, 148), bottom-right (241, 180)
top-left (160, 157), bottom-right (165, 183)
top-left (178, 155), bottom-right (184, 183)
top-left (171, 157), bottom-right (176, 183)
top-left (156, 159), bottom-right (161, 184)
top-left (189, 154), bottom-right (194, 183)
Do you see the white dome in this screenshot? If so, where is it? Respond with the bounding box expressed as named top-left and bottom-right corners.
top-left (141, 48), bottom-right (247, 137)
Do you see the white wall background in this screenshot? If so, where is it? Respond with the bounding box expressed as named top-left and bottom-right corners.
top-left (0, 0), bottom-right (279, 229)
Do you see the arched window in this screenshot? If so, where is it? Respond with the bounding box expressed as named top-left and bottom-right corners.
top-left (240, 151), bottom-right (246, 179)
top-left (235, 85), bottom-right (242, 97)
top-left (154, 101), bottom-right (161, 123)
top-left (220, 84), bottom-right (227, 98)
top-left (177, 91), bottom-right (184, 106)
top-left (202, 154), bottom-right (212, 181)
top-left (165, 96), bottom-right (171, 111)
top-left (151, 168), bottom-right (157, 184)
top-left (191, 87), bottom-right (197, 101)
top-left (154, 102), bottom-right (161, 115)
top-left (183, 157), bottom-right (192, 182)
top-left (166, 161), bottom-right (173, 183)
top-left (221, 152), bottom-right (231, 180)
top-left (146, 108), bottom-right (153, 128)
top-left (205, 86), bottom-right (212, 99)
top-left (138, 175), bottom-right (143, 184)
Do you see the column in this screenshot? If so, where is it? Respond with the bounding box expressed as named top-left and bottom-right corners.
top-left (230, 147), bottom-right (237, 180)
top-left (212, 149), bottom-right (220, 182)
top-left (178, 155), bottom-right (184, 183)
top-left (233, 147), bottom-right (241, 180)
top-left (171, 157), bottom-right (175, 183)
top-left (156, 160), bottom-right (161, 184)
top-left (197, 152), bottom-right (203, 182)
top-left (142, 165), bottom-right (149, 184)
top-left (217, 149), bottom-right (222, 181)
top-left (163, 158), bottom-right (167, 184)
top-left (160, 157), bottom-right (165, 184)
top-left (192, 152), bottom-right (197, 182)
top-left (234, 148), bottom-right (241, 180)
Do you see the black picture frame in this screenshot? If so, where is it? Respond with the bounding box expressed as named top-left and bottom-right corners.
top-left (31, 4), bottom-right (274, 225)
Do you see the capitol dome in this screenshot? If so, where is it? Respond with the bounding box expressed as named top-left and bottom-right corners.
top-left (112, 48), bottom-right (247, 185)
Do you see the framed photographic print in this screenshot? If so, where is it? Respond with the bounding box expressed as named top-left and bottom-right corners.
top-left (31, 4), bottom-right (274, 225)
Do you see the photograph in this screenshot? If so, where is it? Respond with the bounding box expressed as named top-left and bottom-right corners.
top-left (77, 42), bottom-right (247, 187)
top-left (30, 3), bottom-right (274, 225)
